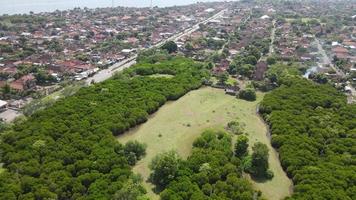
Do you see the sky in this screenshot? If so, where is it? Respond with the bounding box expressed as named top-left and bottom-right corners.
top-left (0, 0), bottom-right (229, 15)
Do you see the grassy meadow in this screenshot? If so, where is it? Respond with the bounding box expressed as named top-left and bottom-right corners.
top-left (118, 87), bottom-right (292, 200)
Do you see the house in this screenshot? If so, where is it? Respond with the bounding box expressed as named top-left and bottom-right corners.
top-left (225, 86), bottom-right (240, 96)
top-left (0, 100), bottom-right (8, 111)
top-left (10, 74), bottom-right (36, 92)
top-left (332, 46), bottom-right (349, 59)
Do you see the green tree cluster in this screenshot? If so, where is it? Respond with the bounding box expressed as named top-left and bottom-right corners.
top-left (0, 57), bottom-right (207, 199)
top-left (152, 130), bottom-right (261, 200)
top-left (238, 85), bottom-right (257, 101)
top-left (260, 77), bottom-right (356, 199)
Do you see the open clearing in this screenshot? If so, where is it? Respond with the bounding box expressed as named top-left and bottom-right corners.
top-left (118, 87), bottom-right (292, 200)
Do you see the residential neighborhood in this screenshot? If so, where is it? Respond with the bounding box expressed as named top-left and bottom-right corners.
top-left (0, 0), bottom-right (355, 121)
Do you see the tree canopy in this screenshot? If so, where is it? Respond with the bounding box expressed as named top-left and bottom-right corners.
top-left (154, 130), bottom-right (261, 200)
top-left (0, 57), bottom-right (208, 199)
top-left (260, 77), bottom-right (356, 200)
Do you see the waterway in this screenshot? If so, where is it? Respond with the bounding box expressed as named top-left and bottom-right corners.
top-left (1, 0), bottom-right (225, 15)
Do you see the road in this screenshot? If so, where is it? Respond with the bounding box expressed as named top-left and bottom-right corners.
top-left (86, 9), bottom-right (227, 85)
top-left (315, 38), bottom-right (344, 76)
top-left (268, 19), bottom-right (276, 56)
top-left (315, 38), bottom-right (356, 103)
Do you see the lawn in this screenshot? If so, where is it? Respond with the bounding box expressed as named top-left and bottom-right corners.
top-left (118, 87), bottom-right (292, 200)
top-left (147, 74), bottom-right (174, 78)
top-left (0, 166), bottom-right (4, 174)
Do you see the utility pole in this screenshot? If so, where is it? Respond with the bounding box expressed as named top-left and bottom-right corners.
top-left (112, 0), bottom-right (114, 8)
top-left (150, 0), bottom-right (153, 9)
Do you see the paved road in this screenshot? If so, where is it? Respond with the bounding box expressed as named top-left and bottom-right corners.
top-left (315, 38), bottom-right (345, 76)
top-left (268, 19), bottom-right (276, 56)
top-left (86, 56), bottom-right (137, 84)
top-left (315, 38), bottom-right (356, 103)
top-left (86, 9), bottom-right (227, 85)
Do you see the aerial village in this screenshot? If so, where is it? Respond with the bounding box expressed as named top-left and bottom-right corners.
top-left (0, 0), bottom-right (355, 121)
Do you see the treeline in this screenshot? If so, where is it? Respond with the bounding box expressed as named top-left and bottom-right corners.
top-left (150, 130), bottom-right (262, 200)
top-left (0, 57), bottom-right (207, 199)
top-left (259, 77), bottom-right (356, 200)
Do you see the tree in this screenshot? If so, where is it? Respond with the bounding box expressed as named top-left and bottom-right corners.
top-left (227, 121), bottom-right (245, 135)
top-left (267, 56), bottom-right (277, 65)
top-left (250, 142), bottom-right (269, 178)
top-left (235, 136), bottom-right (249, 158)
top-left (185, 42), bottom-right (194, 51)
top-left (124, 141), bottom-right (147, 165)
top-left (113, 179), bottom-right (146, 200)
top-left (161, 41), bottom-right (178, 54)
top-left (35, 70), bottom-right (56, 85)
top-left (238, 87), bottom-right (256, 101)
top-left (237, 64), bottom-right (254, 78)
top-left (149, 150), bottom-right (181, 190)
top-left (2, 83), bottom-right (11, 96)
top-left (244, 55), bottom-right (257, 65)
top-left (217, 72), bottom-right (229, 85)
top-left (309, 73), bottom-right (328, 84)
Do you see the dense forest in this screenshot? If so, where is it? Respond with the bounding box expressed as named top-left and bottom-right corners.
top-left (260, 77), bottom-right (356, 200)
top-left (0, 57), bottom-right (208, 199)
top-left (150, 130), bottom-right (261, 200)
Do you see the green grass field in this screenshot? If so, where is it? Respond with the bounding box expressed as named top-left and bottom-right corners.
top-left (118, 87), bottom-right (292, 200)
top-left (148, 74), bottom-right (174, 78)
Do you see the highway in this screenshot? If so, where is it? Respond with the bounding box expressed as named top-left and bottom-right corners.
top-left (86, 9), bottom-right (227, 85)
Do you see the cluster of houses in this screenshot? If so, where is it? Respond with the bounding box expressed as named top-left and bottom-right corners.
top-left (274, 22), bottom-right (316, 62)
top-left (0, 2), bottom-right (221, 96)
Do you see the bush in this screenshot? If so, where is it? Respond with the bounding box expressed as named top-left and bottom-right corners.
top-left (266, 170), bottom-right (274, 179)
top-left (149, 151), bottom-right (181, 190)
top-left (124, 141), bottom-right (147, 165)
top-left (235, 135), bottom-right (249, 157)
top-left (238, 87), bottom-right (256, 101)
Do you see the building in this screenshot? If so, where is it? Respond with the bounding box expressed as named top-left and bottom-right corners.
top-left (0, 100), bottom-right (8, 112)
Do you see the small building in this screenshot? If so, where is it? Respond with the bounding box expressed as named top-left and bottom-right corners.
top-left (10, 74), bottom-right (36, 92)
top-left (225, 86), bottom-right (240, 96)
top-left (0, 100), bottom-right (8, 111)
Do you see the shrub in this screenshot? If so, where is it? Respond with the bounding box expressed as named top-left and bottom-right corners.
top-left (238, 87), bottom-right (256, 101)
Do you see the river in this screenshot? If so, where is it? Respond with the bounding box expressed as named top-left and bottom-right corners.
top-left (1, 0), bottom-right (226, 15)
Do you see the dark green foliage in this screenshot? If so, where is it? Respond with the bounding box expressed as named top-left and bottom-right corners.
top-left (124, 141), bottom-right (147, 165)
top-left (35, 70), bottom-right (56, 85)
top-left (239, 86), bottom-right (256, 101)
top-left (149, 151), bottom-right (182, 190)
top-left (157, 130), bottom-right (260, 199)
top-left (260, 77), bottom-right (356, 199)
top-left (266, 63), bottom-right (303, 84)
top-left (161, 41), bottom-right (178, 54)
top-left (266, 56), bottom-right (277, 65)
top-left (217, 71), bottom-right (229, 85)
top-left (309, 73), bottom-right (328, 84)
top-left (250, 142), bottom-right (270, 178)
top-left (137, 48), bottom-right (171, 64)
top-left (0, 57), bottom-right (206, 199)
top-left (113, 179), bottom-right (147, 200)
top-left (235, 135), bottom-right (249, 157)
